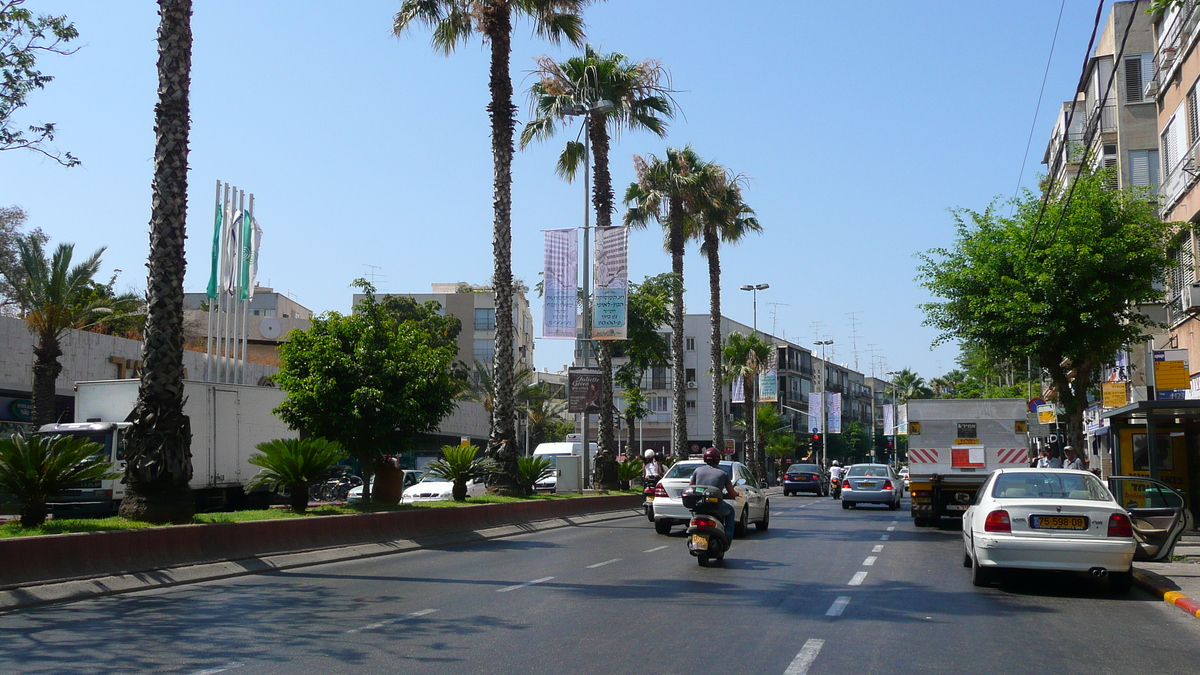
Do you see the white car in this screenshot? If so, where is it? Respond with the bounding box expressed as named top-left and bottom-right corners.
top-left (840, 464), bottom-right (903, 510)
top-left (346, 470), bottom-right (423, 504)
top-left (963, 469), bottom-right (1192, 592)
top-left (651, 460), bottom-right (769, 536)
top-left (401, 475), bottom-right (487, 503)
top-left (898, 467), bottom-right (910, 491)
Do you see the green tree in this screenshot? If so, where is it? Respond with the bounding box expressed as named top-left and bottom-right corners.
top-left (919, 170), bottom-right (1173, 449)
top-left (0, 238), bottom-right (137, 426)
top-left (273, 280), bottom-right (464, 503)
top-left (0, 434), bottom-right (115, 527)
top-left (696, 172), bottom-right (760, 454)
top-left (0, 205), bottom-right (46, 314)
top-left (612, 274), bottom-right (676, 454)
top-left (522, 43), bottom-right (675, 490)
top-left (120, 0), bottom-right (195, 525)
top-left (722, 331), bottom-right (773, 483)
top-left (0, 0), bottom-right (79, 166)
top-left (885, 367), bottom-right (934, 403)
top-left (625, 147), bottom-right (724, 458)
top-left (840, 420), bottom-right (870, 463)
top-left (394, 0), bottom-right (590, 493)
top-left (246, 438), bottom-right (347, 514)
top-left (526, 394), bottom-right (567, 449)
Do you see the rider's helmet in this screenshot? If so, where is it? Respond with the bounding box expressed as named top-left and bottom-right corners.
top-left (643, 448), bottom-right (657, 460)
top-left (832, 460), bottom-right (841, 467)
top-left (703, 447), bottom-right (721, 466)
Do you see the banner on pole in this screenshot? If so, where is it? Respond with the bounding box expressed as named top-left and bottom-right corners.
top-left (732, 375), bottom-right (745, 404)
top-left (827, 392), bottom-right (842, 434)
top-left (808, 392), bottom-right (823, 433)
top-left (592, 226), bottom-right (628, 340)
top-left (758, 347), bottom-right (778, 402)
top-left (543, 229), bottom-right (578, 339)
top-left (883, 404), bottom-right (895, 436)
top-left (568, 366), bottom-right (603, 413)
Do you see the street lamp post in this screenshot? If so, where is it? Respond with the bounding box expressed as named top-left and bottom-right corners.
top-left (739, 283), bottom-right (770, 336)
top-left (814, 339), bottom-right (833, 469)
top-left (739, 283), bottom-right (769, 472)
top-left (565, 96), bottom-right (614, 490)
top-left (886, 370), bottom-right (901, 464)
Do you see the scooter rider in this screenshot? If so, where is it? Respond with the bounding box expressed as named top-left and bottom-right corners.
top-left (643, 448), bottom-right (663, 486)
top-left (829, 460), bottom-right (844, 499)
top-left (689, 447), bottom-right (740, 537)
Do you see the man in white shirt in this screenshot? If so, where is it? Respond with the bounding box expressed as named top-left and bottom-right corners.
top-left (829, 461), bottom-right (844, 499)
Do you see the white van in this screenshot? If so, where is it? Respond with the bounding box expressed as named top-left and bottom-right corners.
top-left (531, 442), bottom-right (596, 492)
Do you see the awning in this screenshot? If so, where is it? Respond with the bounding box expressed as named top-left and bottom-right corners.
top-left (1102, 399), bottom-right (1200, 422)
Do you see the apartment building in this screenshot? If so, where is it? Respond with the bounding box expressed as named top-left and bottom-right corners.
top-left (183, 286), bottom-right (313, 364)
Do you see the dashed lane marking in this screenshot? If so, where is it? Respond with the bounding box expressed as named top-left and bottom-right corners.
top-left (587, 558), bottom-right (621, 569)
top-left (188, 665), bottom-right (243, 675)
top-left (880, 535), bottom-right (890, 541)
top-left (346, 608), bottom-right (438, 634)
top-left (848, 571), bottom-right (868, 586)
top-left (783, 638), bottom-right (825, 675)
top-left (825, 596), bottom-right (851, 617)
top-left (872, 545), bottom-right (884, 552)
top-left (497, 576), bottom-right (555, 593)
top-left (863, 556), bottom-right (877, 566)
top-left (644, 545), bottom-right (668, 553)
top-left (886, 526), bottom-right (895, 531)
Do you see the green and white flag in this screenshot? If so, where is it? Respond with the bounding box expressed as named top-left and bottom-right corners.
top-left (206, 194), bottom-right (223, 299)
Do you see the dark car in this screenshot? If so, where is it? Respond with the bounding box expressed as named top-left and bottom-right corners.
top-left (783, 463), bottom-right (828, 496)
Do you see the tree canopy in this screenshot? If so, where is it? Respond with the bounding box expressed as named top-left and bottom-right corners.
top-left (0, 1), bottom-right (79, 166)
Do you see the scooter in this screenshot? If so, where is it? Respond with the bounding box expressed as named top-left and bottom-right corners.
top-left (681, 485), bottom-right (733, 567)
top-left (642, 477), bottom-right (659, 522)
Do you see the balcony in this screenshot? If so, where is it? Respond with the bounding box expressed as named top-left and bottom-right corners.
top-left (1150, 4), bottom-right (1200, 99)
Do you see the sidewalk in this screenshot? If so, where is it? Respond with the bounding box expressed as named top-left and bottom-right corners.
top-left (1133, 530), bottom-right (1200, 621)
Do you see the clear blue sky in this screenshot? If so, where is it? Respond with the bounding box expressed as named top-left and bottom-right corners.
top-left (2, 1), bottom-right (1107, 380)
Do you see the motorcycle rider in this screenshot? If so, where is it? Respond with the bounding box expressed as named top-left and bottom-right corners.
top-left (689, 447), bottom-right (740, 538)
top-left (829, 460), bottom-right (844, 499)
top-left (643, 448), bottom-right (663, 487)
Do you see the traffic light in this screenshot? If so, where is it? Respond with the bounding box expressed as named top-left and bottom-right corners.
top-left (812, 433), bottom-right (823, 456)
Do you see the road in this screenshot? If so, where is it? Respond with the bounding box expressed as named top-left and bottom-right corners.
top-left (3, 496), bottom-right (1200, 675)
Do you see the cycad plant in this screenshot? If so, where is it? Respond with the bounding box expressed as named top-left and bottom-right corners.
top-left (514, 456), bottom-right (555, 496)
top-left (424, 444), bottom-right (499, 501)
top-left (246, 437), bottom-right (346, 514)
top-left (615, 456), bottom-right (643, 490)
top-left (0, 434), bottom-right (116, 527)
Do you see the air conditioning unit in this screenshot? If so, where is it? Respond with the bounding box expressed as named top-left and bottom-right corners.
top-left (1187, 283), bottom-right (1200, 312)
top-left (686, 381), bottom-right (698, 389)
top-left (1145, 78), bottom-right (1160, 99)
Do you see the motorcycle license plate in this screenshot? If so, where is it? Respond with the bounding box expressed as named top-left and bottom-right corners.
top-left (1031, 515), bottom-right (1087, 530)
top-left (691, 534), bottom-right (709, 550)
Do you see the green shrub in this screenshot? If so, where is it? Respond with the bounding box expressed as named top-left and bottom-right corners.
top-left (246, 437), bottom-right (346, 513)
top-left (424, 445), bottom-right (498, 501)
top-left (616, 457), bottom-right (644, 490)
top-left (0, 434), bottom-right (117, 527)
top-left (515, 456), bottom-right (555, 496)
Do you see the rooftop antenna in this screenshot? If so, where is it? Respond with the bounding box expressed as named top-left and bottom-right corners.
top-left (768, 302), bottom-right (789, 338)
top-left (810, 320), bottom-right (823, 343)
top-left (362, 264), bottom-right (387, 289)
top-left (847, 312), bottom-right (862, 372)
top-left (865, 344), bottom-right (880, 378)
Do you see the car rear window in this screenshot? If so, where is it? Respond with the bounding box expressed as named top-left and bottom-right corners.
top-left (664, 462), bottom-right (732, 480)
top-left (788, 465), bottom-right (820, 474)
top-left (991, 472), bottom-right (1113, 501)
top-left (847, 465), bottom-right (889, 477)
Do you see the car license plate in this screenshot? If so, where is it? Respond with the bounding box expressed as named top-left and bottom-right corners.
top-left (859, 482), bottom-right (876, 488)
top-left (795, 476), bottom-right (808, 481)
top-left (1031, 515), bottom-right (1087, 530)
top-left (691, 534), bottom-right (709, 550)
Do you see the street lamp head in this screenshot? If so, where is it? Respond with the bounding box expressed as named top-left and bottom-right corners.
top-left (592, 99), bottom-right (615, 114)
top-left (739, 284), bottom-right (755, 291)
top-left (564, 100), bottom-right (615, 116)
top-left (755, 283), bottom-right (770, 290)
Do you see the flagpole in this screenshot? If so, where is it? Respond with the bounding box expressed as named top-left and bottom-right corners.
top-left (205, 179), bottom-right (220, 382)
top-left (239, 193), bottom-right (253, 384)
top-left (230, 189), bottom-right (244, 383)
top-left (221, 186), bottom-right (238, 383)
top-left (216, 183), bottom-right (230, 383)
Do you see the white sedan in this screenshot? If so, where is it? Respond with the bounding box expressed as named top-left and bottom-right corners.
top-left (963, 469), bottom-right (1159, 592)
top-left (401, 475), bottom-right (487, 503)
top-left (650, 460), bottom-right (769, 536)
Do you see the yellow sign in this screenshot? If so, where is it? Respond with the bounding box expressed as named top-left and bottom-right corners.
top-left (909, 422), bottom-right (921, 435)
top-left (954, 438), bottom-right (980, 445)
top-left (1102, 382), bottom-right (1128, 408)
top-left (1154, 359), bottom-right (1190, 391)
top-left (1037, 405), bottom-right (1056, 425)
top-left (1015, 421), bottom-right (1027, 433)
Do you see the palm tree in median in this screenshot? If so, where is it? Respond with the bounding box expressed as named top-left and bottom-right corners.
top-left (1, 238), bottom-right (138, 426)
top-left (722, 331), bottom-right (772, 483)
top-left (886, 367), bottom-right (934, 403)
top-left (625, 146), bottom-right (724, 459)
top-left (695, 172), bottom-right (760, 456)
top-left (521, 44), bottom-right (675, 488)
top-left (394, 0), bottom-right (590, 491)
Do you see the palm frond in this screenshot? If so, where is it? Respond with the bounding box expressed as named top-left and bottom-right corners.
top-left (556, 140), bottom-right (585, 181)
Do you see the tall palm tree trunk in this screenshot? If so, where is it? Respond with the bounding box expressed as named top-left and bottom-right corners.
top-left (704, 231), bottom-right (724, 454)
top-left (483, 3), bottom-right (518, 491)
top-left (589, 116), bottom-right (618, 488)
top-left (31, 338), bottom-right (63, 426)
top-left (744, 375), bottom-right (759, 480)
top-left (668, 200), bottom-right (687, 460)
top-left (120, 0), bottom-right (194, 524)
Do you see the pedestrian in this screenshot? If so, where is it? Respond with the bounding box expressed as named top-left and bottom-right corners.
top-left (1036, 448), bottom-right (1062, 469)
top-left (1061, 446), bottom-right (1084, 471)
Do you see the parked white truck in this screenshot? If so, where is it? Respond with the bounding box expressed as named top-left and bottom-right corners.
top-left (904, 399), bottom-right (1030, 527)
top-left (37, 379), bottom-right (296, 515)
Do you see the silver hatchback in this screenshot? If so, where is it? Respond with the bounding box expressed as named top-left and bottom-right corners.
top-left (841, 463), bottom-right (903, 510)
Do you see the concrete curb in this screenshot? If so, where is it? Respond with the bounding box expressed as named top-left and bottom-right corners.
top-left (0, 508), bottom-right (641, 613)
top-left (1133, 570), bottom-right (1200, 621)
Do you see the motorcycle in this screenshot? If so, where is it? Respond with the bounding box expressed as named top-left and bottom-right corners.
top-left (642, 477), bottom-right (659, 522)
top-left (681, 485), bottom-right (733, 567)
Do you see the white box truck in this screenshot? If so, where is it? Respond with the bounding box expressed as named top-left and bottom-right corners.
top-left (904, 399), bottom-right (1029, 527)
top-left (37, 379), bottom-right (297, 514)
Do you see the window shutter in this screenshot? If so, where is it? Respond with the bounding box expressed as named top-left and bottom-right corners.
top-left (1143, 54), bottom-right (1155, 97)
top-left (1189, 88), bottom-right (1199, 146)
top-left (1130, 150), bottom-right (1150, 186)
top-left (1126, 55), bottom-right (1144, 103)
top-left (1164, 118), bottom-right (1179, 173)
top-left (1149, 149), bottom-right (1161, 189)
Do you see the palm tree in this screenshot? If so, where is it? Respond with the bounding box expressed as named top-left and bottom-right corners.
top-left (930, 369), bottom-right (968, 397)
top-left (394, 1), bottom-right (590, 492)
top-left (625, 146), bottom-right (724, 459)
top-left (722, 331), bottom-right (772, 482)
top-left (521, 44), bottom-right (675, 489)
top-left (695, 173), bottom-right (759, 455)
top-left (0, 238), bottom-right (135, 426)
top-left (120, 0), bottom-right (194, 524)
top-left (886, 367), bottom-right (934, 403)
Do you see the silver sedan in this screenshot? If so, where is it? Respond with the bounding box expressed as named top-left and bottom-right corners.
top-left (840, 463), bottom-right (903, 510)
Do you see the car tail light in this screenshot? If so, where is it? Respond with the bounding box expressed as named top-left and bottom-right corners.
top-left (882, 480), bottom-right (894, 491)
top-left (1107, 513), bottom-right (1133, 538)
top-left (842, 480), bottom-right (851, 489)
top-left (654, 483), bottom-right (668, 498)
top-left (692, 516), bottom-right (718, 529)
top-left (984, 509), bottom-right (1011, 533)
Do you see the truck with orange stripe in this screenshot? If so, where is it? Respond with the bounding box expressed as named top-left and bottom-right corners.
top-left (903, 399), bottom-right (1030, 527)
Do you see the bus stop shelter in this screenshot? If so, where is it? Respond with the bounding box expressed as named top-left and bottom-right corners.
top-left (1102, 399), bottom-right (1200, 521)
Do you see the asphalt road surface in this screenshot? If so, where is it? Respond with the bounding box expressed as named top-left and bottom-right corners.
top-left (3, 496), bottom-right (1200, 675)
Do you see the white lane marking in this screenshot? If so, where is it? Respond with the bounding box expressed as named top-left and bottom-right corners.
top-left (886, 526), bottom-right (895, 531)
top-left (497, 576), bottom-right (554, 593)
top-left (848, 571), bottom-right (868, 586)
top-left (189, 664), bottom-right (244, 675)
top-left (872, 545), bottom-right (884, 552)
top-left (773, 511), bottom-right (783, 516)
top-left (783, 638), bottom-right (825, 675)
top-left (346, 608), bottom-right (438, 634)
top-left (863, 556), bottom-right (877, 566)
top-left (587, 558), bottom-right (621, 569)
top-left (880, 534), bottom-right (890, 541)
top-left (643, 545), bottom-right (668, 553)
top-left (825, 596), bottom-right (851, 617)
